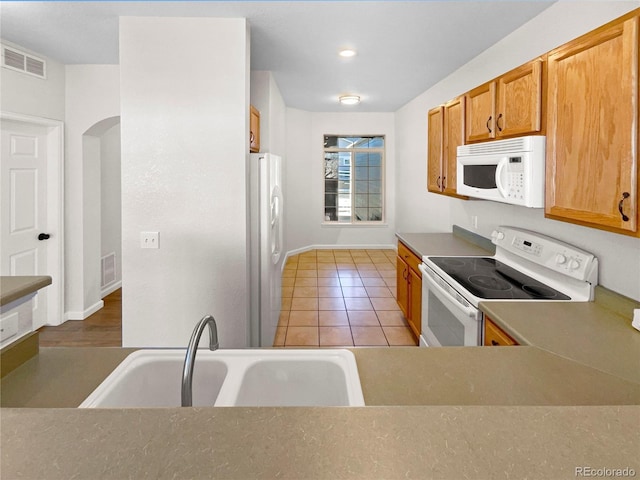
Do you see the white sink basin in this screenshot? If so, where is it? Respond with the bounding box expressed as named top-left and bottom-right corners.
top-left (79, 349), bottom-right (364, 408)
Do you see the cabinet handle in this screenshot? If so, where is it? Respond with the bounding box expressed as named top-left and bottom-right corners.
top-left (491, 340), bottom-right (499, 346)
top-left (442, 176), bottom-right (446, 189)
top-left (250, 131), bottom-right (255, 143)
top-left (486, 116), bottom-right (492, 133)
top-left (402, 268), bottom-right (408, 280)
top-left (618, 192), bottom-right (630, 221)
top-left (496, 113), bottom-right (503, 132)
top-left (436, 176), bottom-right (441, 188)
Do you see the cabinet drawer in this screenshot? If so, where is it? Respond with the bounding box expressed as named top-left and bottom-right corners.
top-left (397, 241), bottom-right (422, 275)
top-left (0, 313), bottom-right (19, 343)
top-left (484, 317), bottom-right (518, 346)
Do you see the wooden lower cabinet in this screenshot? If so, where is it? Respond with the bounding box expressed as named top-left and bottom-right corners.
top-left (396, 241), bottom-right (421, 344)
top-left (484, 317), bottom-right (518, 346)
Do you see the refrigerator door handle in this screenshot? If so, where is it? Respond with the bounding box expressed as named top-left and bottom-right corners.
top-left (271, 185), bottom-right (283, 264)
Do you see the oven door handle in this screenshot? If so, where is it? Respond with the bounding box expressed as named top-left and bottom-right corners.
top-left (419, 263), bottom-right (478, 318)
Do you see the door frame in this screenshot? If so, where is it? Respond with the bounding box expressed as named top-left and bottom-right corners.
top-left (1, 111), bottom-right (65, 326)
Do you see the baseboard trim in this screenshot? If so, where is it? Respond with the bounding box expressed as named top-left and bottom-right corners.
top-left (282, 243), bottom-right (397, 271)
top-left (64, 300), bottom-right (105, 321)
top-left (101, 280), bottom-right (122, 299)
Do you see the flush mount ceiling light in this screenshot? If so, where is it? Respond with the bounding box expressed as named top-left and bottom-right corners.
top-left (339, 48), bottom-right (357, 58)
top-left (339, 95), bottom-right (360, 105)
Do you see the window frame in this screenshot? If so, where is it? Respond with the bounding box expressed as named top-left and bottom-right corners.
top-left (322, 135), bottom-right (386, 225)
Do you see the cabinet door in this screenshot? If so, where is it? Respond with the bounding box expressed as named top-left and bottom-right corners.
top-left (443, 96), bottom-right (465, 196)
top-left (546, 16), bottom-right (638, 234)
top-left (396, 255), bottom-right (409, 318)
top-left (465, 81), bottom-right (496, 142)
top-left (484, 317), bottom-right (518, 346)
top-left (250, 105), bottom-right (260, 153)
top-left (408, 267), bottom-right (422, 340)
top-left (427, 106), bottom-right (444, 192)
top-left (497, 59), bottom-right (543, 137)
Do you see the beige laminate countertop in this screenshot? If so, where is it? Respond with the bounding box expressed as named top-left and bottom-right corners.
top-left (481, 295), bottom-right (640, 385)
top-left (0, 275), bottom-right (52, 306)
top-left (2, 347), bottom-right (640, 479)
top-left (396, 231), bottom-right (493, 258)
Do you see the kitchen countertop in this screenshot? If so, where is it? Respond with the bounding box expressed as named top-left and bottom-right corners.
top-left (2, 346), bottom-right (640, 479)
top-left (481, 292), bottom-right (640, 385)
top-left (396, 229), bottom-right (494, 259)
top-left (2, 231), bottom-right (639, 479)
top-left (0, 275), bottom-right (52, 306)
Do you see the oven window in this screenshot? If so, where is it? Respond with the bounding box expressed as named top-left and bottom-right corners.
top-left (428, 291), bottom-right (466, 346)
top-left (463, 165), bottom-right (496, 189)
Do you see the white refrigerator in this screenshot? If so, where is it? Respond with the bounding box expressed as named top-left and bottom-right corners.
top-left (249, 153), bottom-right (284, 347)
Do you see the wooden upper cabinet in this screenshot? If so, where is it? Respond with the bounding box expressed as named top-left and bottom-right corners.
top-left (465, 82), bottom-right (496, 142)
top-left (250, 105), bottom-right (260, 153)
top-left (428, 100), bottom-right (467, 198)
top-left (443, 96), bottom-right (465, 196)
top-left (497, 59), bottom-right (543, 137)
top-left (546, 14), bottom-right (639, 235)
top-left (427, 106), bottom-right (444, 193)
top-left (465, 58), bottom-right (544, 143)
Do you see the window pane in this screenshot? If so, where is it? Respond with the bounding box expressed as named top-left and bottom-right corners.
top-left (325, 179), bottom-right (337, 193)
top-left (355, 194), bottom-right (368, 208)
top-left (355, 152), bottom-right (368, 167)
top-left (325, 194), bottom-right (337, 207)
top-left (368, 208), bottom-right (382, 221)
top-left (355, 166), bottom-right (368, 180)
top-left (355, 181), bottom-right (368, 194)
top-left (368, 153), bottom-right (381, 166)
top-left (325, 208), bottom-right (337, 222)
top-left (324, 136), bottom-right (338, 148)
top-left (369, 167), bottom-right (381, 180)
top-left (369, 194), bottom-right (381, 208)
top-left (369, 137), bottom-right (384, 148)
top-left (338, 193), bottom-right (351, 219)
top-left (324, 153), bottom-right (338, 179)
top-left (355, 208), bottom-right (368, 221)
top-left (368, 181), bottom-right (381, 194)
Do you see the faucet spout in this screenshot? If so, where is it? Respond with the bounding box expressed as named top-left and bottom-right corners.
top-left (181, 315), bottom-right (219, 407)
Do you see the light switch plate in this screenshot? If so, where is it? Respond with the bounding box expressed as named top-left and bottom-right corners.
top-left (141, 232), bottom-right (159, 249)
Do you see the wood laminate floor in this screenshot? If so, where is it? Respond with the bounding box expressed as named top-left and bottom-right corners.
top-left (38, 289), bottom-right (122, 347)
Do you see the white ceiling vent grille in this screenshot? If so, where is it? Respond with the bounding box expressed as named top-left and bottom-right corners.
top-left (2, 45), bottom-right (46, 79)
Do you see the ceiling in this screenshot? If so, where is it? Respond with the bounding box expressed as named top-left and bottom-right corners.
top-left (0, 1), bottom-right (555, 112)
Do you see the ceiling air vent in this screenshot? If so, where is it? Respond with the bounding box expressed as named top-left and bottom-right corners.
top-left (2, 45), bottom-right (46, 79)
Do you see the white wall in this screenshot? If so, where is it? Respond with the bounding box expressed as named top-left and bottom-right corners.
top-left (395, 2), bottom-right (640, 300)
top-left (120, 17), bottom-right (250, 347)
top-left (250, 71), bottom-right (287, 155)
top-left (100, 124), bottom-right (122, 294)
top-left (285, 110), bottom-right (396, 252)
top-left (0, 40), bottom-right (65, 120)
top-left (64, 65), bottom-right (120, 319)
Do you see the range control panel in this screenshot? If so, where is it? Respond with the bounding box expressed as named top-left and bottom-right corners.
top-left (491, 226), bottom-right (598, 282)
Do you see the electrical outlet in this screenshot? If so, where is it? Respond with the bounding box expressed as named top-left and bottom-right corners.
top-left (141, 232), bottom-right (159, 249)
top-left (471, 216), bottom-right (478, 229)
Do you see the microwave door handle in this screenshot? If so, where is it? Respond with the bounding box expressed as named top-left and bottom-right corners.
top-left (495, 157), bottom-right (509, 198)
top-left (419, 264), bottom-right (477, 319)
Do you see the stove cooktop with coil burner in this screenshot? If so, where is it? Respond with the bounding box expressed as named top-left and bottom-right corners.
top-left (428, 256), bottom-right (571, 300)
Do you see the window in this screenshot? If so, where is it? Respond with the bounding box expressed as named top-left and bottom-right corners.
top-left (323, 135), bottom-right (385, 223)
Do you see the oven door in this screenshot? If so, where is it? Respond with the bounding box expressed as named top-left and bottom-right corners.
top-left (419, 263), bottom-right (483, 347)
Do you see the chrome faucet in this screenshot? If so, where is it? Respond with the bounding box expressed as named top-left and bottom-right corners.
top-left (181, 315), bottom-right (219, 407)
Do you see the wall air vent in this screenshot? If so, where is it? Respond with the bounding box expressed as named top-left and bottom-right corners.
top-left (101, 252), bottom-right (117, 288)
top-left (2, 44), bottom-right (46, 79)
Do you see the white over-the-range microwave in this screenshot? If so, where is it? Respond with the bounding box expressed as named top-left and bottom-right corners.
top-left (456, 135), bottom-right (545, 208)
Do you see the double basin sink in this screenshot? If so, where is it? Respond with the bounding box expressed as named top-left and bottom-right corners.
top-left (80, 349), bottom-right (365, 408)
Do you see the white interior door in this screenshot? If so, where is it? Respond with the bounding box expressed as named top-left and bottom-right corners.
top-left (1, 120), bottom-right (50, 328)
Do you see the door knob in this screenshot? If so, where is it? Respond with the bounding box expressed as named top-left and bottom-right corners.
top-left (38, 233), bottom-right (51, 241)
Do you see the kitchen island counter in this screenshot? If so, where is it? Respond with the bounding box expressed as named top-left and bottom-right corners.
top-left (2, 345), bottom-right (639, 479)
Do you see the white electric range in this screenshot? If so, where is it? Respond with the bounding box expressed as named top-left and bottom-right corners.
top-left (418, 226), bottom-right (598, 347)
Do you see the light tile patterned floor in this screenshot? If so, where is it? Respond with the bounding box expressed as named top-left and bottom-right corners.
top-left (274, 249), bottom-right (418, 347)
